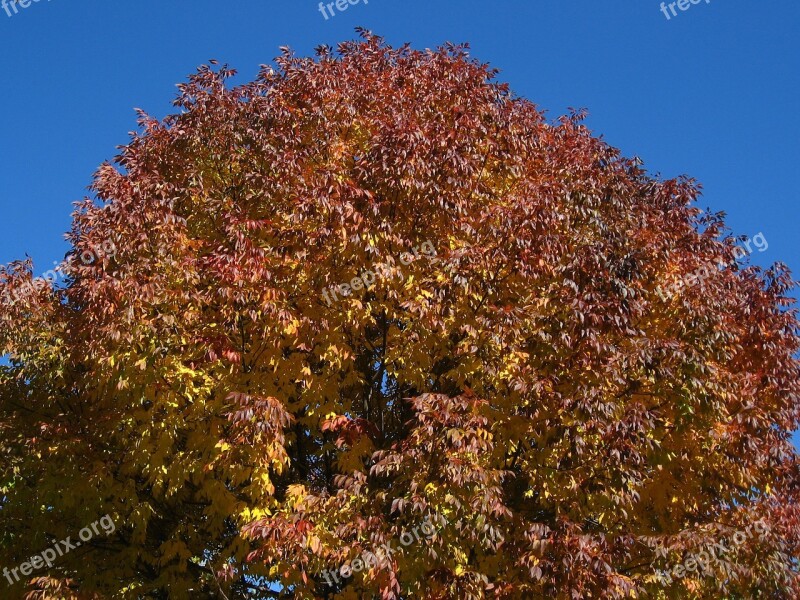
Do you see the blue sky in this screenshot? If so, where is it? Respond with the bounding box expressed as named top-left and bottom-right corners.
top-left (0, 0), bottom-right (798, 441)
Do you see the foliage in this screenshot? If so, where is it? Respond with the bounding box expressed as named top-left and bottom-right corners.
top-left (1, 31), bottom-right (799, 599)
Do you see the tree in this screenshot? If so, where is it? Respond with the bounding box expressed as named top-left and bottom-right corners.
top-left (1, 31), bottom-right (799, 599)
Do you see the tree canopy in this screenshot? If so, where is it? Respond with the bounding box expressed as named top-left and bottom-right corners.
top-left (1, 32), bottom-right (799, 599)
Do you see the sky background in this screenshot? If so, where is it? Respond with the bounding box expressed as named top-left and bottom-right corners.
top-left (0, 0), bottom-right (798, 441)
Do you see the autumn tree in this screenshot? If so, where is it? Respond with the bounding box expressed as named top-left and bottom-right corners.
top-left (1, 31), bottom-right (799, 599)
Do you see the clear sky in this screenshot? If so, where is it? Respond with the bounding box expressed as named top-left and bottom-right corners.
top-left (1, 0), bottom-right (798, 441)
